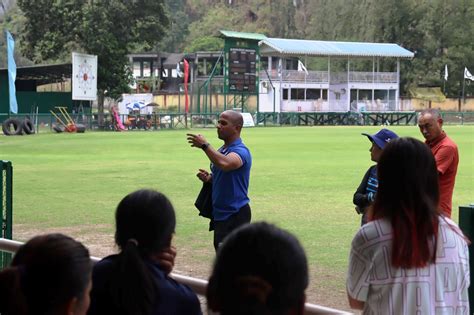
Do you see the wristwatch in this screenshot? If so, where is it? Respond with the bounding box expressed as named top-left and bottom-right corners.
top-left (201, 143), bottom-right (210, 151)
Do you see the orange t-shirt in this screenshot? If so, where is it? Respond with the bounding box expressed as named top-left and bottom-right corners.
top-left (427, 132), bottom-right (459, 217)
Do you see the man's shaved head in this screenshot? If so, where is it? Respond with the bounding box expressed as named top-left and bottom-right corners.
top-left (222, 110), bottom-right (243, 127)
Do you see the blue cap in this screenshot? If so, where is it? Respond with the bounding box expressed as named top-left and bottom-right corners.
top-left (362, 129), bottom-right (399, 149)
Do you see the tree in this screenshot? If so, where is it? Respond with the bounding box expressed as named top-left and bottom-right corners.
top-left (185, 36), bottom-right (223, 52)
top-left (17, 0), bottom-right (86, 62)
top-left (17, 0), bottom-right (169, 127)
top-left (0, 1), bottom-right (32, 68)
top-left (424, 0), bottom-right (474, 97)
top-left (255, 0), bottom-right (297, 37)
top-left (183, 4), bottom-right (239, 51)
top-left (156, 0), bottom-right (191, 52)
top-left (13, 0), bottom-right (474, 104)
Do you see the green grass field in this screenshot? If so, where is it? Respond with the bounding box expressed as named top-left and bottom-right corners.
top-left (1, 125), bottom-right (473, 309)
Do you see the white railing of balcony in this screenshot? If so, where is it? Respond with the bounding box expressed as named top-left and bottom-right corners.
top-left (0, 238), bottom-right (352, 315)
top-left (349, 72), bottom-right (397, 83)
top-left (260, 70), bottom-right (396, 84)
top-left (331, 72), bottom-right (397, 84)
top-left (260, 70), bottom-right (329, 83)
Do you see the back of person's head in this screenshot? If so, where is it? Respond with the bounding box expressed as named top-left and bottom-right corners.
top-left (207, 222), bottom-right (308, 315)
top-left (0, 233), bottom-right (91, 315)
top-left (115, 189), bottom-right (176, 253)
top-left (372, 137), bottom-right (439, 268)
top-left (110, 189), bottom-right (176, 315)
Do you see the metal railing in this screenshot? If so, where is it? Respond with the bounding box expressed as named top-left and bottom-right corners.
top-left (1, 161), bottom-right (12, 268)
top-left (441, 111), bottom-right (474, 125)
top-left (349, 71), bottom-right (397, 83)
top-left (330, 71), bottom-right (397, 84)
top-left (0, 238), bottom-right (351, 314)
top-left (261, 70), bottom-right (330, 83)
top-left (9, 110), bottom-right (470, 129)
top-left (260, 70), bottom-right (397, 84)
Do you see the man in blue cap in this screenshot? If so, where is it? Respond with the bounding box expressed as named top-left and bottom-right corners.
top-left (353, 129), bottom-right (399, 225)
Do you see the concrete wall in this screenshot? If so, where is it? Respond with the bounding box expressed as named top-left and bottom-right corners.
top-left (152, 94), bottom-right (258, 113)
top-left (401, 98), bottom-right (474, 112)
top-left (122, 93), bottom-right (474, 114)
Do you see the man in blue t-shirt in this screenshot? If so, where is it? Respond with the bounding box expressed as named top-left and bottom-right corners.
top-left (187, 110), bottom-right (252, 251)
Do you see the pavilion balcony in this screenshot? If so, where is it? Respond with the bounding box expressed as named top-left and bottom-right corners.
top-left (261, 70), bottom-right (328, 83)
top-left (260, 70), bottom-right (397, 84)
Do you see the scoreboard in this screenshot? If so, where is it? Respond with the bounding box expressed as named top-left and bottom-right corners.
top-left (228, 48), bottom-right (257, 93)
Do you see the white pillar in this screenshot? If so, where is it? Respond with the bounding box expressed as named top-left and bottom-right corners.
top-left (279, 57), bottom-right (283, 113)
top-left (396, 59), bottom-right (400, 110)
top-left (372, 57), bottom-right (375, 84)
top-left (372, 58), bottom-right (377, 106)
top-left (328, 56), bottom-right (331, 83)
top-left (347, 57), bottom-right (350, 111)
top-left (357, 89), bottom-right (359, 109)
top-left (327, 56), bottom-right (331, 109)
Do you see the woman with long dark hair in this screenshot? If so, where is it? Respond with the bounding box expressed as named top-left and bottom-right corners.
top-left (88, 189), bottom-right (201, 315)
top-left (346, 137), bottom-right (469, 314)
top-left (0, 233), bottom-right (92, 315)
top-left (207, 222), bottom-right (308, 315)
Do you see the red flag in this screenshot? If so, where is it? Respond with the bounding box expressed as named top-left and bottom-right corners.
top-left (184, 59), bottom-right (189, 113)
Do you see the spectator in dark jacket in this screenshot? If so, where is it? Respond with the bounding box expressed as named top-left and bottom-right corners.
top-left (353, 129), bottom-right (398, 225)
top-left (0, 233), bottom-right (92, 315)
top-left (88, 189), bottom-right (201, 315)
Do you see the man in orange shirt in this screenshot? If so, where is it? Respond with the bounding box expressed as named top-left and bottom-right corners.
top-left (418, 109), bottom-right (459, 217)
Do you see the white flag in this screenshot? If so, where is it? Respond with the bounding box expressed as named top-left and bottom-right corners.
top-left (464, 67), bottom-right (474, 81)
top-left (444, 64), bottom-right (448, 81)
top-left (298, 60), bottom-right (309, 75)
top-left (176, 62), bottom-right (183, 77)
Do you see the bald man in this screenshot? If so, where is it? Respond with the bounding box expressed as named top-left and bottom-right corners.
top-left (418, 109), bottom-right (459, 217)
top-left (187, 110), bottom-right (252, 251)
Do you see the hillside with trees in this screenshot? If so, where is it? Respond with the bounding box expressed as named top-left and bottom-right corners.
top-left (1, 0), bottom-right (473, 98)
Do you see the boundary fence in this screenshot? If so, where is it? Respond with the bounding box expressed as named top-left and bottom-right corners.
top-left (1, 111), bottom-right (473, 131)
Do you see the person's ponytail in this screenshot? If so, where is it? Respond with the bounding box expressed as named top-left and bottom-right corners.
top-left (109, 239), bottom-right (155, 315)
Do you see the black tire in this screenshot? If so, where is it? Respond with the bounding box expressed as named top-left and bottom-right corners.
top-left (22, 118), bottom-right (35, 134)
top-left (53, 125), bottom-right (65, 133)
top-left (137, 119), bottom-right (146, 130)
top-left (76, 124), bottom-right (86, 133)
top-left (2, 118), bottom-right (23, 136)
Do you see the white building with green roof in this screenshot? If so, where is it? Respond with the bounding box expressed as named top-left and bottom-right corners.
top-left (258, 37), bottom-right (414, 113)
